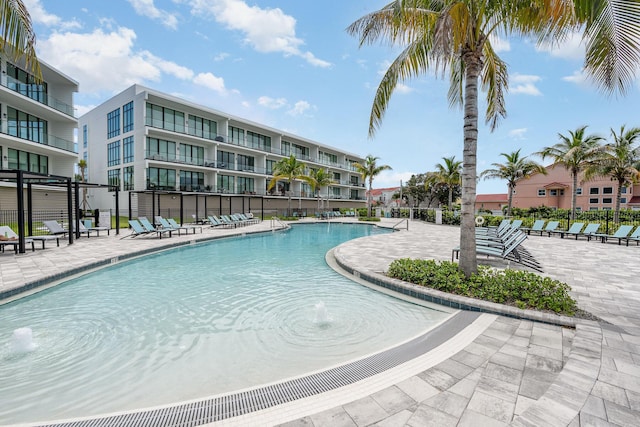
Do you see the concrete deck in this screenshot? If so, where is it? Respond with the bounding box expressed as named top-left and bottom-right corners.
top-left (1, 218), bottom-right (639, 426)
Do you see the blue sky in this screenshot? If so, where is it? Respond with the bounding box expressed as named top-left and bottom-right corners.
top-left (26, 0), bottom-right (640, 194)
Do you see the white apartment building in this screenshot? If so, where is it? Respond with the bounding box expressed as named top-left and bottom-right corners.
top-left (79, 84), bottom-right (366, 218)
top-left (0, 56), bottom-right (78, 209)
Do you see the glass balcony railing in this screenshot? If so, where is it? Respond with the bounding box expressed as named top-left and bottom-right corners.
top-left (0, 127), bottom-right (76, 152)
top-left (2, 75), bottom-right (75, 117)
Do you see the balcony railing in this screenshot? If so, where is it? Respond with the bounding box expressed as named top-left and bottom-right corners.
top-left (2, 75), bottom-right (75, 117)
top-left (0, 127), bottom-right (76, 152)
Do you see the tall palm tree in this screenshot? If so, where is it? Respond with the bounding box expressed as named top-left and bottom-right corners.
top-left (354, 154), bottom-right (392, 217)
top-left (348, 1), bottom-right (640, 277)
top-left (480, 150), bottom-right (547, 217)
top-left (585, 125), bottom-right (640, 223)
top-left (308, 168), bottom-right (333, 211)
top-left (1, 0), bottom-right (41, 78)
top-left (267, 155), bottom-right (312, 216)
top-left (429, 156), bottom-right (462, 210)
top-left (538, 126), bottom-right (605, 220)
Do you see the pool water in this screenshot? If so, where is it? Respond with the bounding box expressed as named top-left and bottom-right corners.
top-left (0, 223), bottom-right (449, 424)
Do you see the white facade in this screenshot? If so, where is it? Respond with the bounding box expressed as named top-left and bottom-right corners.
top-left (0, 57), bottom-right (78, 178)
top-left (79, 84), bottom-right (367, 213)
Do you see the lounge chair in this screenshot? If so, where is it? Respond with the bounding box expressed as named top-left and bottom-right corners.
top-left (554, 222), bottom-right (584, 239)
top-left (576, 223), bottom-right (600, 241)
top-left (167, 218), bottom-right (203, 234)
top-left (208, 215), bottom-right (231, 228)
top-left (622, 225), bottom-right (640, 246)
top-left (0, 225), bottom-right (35, 253)
top-left (154, 216), bottom-right (184, 236)
top-left (78, 220), bottom-right (110, 237)
top-left (43, 220), bottom-right (69, 237)
top-left (138, 217), bottom-right (173, 238)
top-left (593, 224), bottom-right (634, 244)
top-left (521, 220), bottom-right (545, 235)
top-left (530, 220), bottom-right (559, 237)
top-left (125, 219), bottom-right (152, 238)
top-left (510, 219), bottom-right (523, 230)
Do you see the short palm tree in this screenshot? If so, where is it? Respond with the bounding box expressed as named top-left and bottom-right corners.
top-left (538, 126), bottom-right (605, 220)
top-left (348, 1), bottom-right (640, 277)
top-left (267, 155), bottom-right (312, 216)
top-left (308, 168), bottom-right (333, 211)
top-left (585, 125), bottom-right (640, 223)
top-left (354, 155), bottom-right (392, 217)
top-left (480, 150), bottom-right (546, 217)
top-left (0, 0), bottom-right (41, 78)
top-left (429, 156), bottom-right (462, 210)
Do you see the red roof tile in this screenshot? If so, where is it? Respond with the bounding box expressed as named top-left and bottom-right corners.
top-left (476, 194), bottom-right (508, 202)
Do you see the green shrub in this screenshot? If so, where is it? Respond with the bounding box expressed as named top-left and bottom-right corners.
top-left (387, 259), bottom-right (576, 316)
top-left (358, 217), bottom-right (381, 222)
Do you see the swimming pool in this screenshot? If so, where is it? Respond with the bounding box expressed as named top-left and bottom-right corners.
top-left (0, 223), bottom-right (449, 424)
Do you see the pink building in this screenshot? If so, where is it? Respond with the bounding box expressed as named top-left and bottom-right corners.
top-left (478, 164), bottom-right (640, 212)
top-left (476, 194), bottom-right (508, 213)
top-left (366, 187), bottom-right (402, 207)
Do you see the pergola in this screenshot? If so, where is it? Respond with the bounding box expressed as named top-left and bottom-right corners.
top-left (0, 169), bottom-right (119, 253)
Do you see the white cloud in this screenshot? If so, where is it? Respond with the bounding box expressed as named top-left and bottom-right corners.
top-left (395, 83), bottom-right (414, 94)
top-left (489, 35), bottom-right (510, 53)
top-left (287, 100), bottom-right (312, 117)
top-left (24, 0), bottom-right (81, 30)
top-left (536, 31), bottom-right (585, 60)
top-left (37, 27), bottom-right (168, 93)
top-left (377, 60), bottom-right (413, 93)
top-left (508, 128), bottom-right (528, 140)
top-left (189, 0), bottom-right (331, 67)
top-left (142, 52), bottom-right (194, 80)
top-left (258, 96), bottom-right (288, 109)
top-left (127, 0), bottom-right (179, 30)
top-left (75, 104), bottom-right (97, 117)
top-left (214, 52), bottom-right (230, 61)
top-left (510, 74), bottom-right (542, 96)
top-left (373, 170), bottom-right (411, 189)
top-left (563, 70), bottom-right (587, 85)
top-left (193, 72), bottom-right (226, 93)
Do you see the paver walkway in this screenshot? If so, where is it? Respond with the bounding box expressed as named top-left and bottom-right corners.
top-left (1, 219), bottom-right (639, 426)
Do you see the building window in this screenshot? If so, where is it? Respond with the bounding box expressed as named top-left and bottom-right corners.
top-left (147, 137), bottom-right (176, 161)
top-left (247, 131), bottom-right (271, 151)
top-left (6, 107), bottom-right (47, 144)
top-left (6, 62), bottom-right (47, 103)
top-left (123, 101), bottom-right (134, 133)
top-left (123, 166), bottom-right (134, 191)
top-left (83, 125), bottom-right (88, 148)
top-left (550, 189), bottom-right (558, 196)
top-left (108, 169), bottom-right (120, 191)
top-left (602, 197), bottom-right (612, 204)
top-left (179, 143), bottom-right (204, 166)
top-left (180, 170), bottom-right (204, 191)
top-left (237, 177), bottom-right (255, 193)
top-left (603, 187), bottom-right (613, 194)
top-left (589, 198), bottom-right (599, 204)
top-left (330, 186), bottom-right (341, 198)
top-left (107, 141), bottom-right (121, 166)
top-left (576, 187), bottom-right (582, 195)
top-left (123, 136), bottom-right (134, 163)
top-left (589, 187), bottom-right (599, 195)
top-left (537, 189), bottom-right (546, 196)
top-left (621, 197), bottom-right (627, 204)
top-left (291, 143), bottom-right (310, 160)
top-left (603, 207), bottom-right (612, 211)
top-left (575, 207), bottom-right (582, 213)
top-left (145, 103), bottom-right (185, 133)
top-left (217, 150), bottom-right (235, 168)
top-left (281, 141), bottom-right (290, 156)
top-left (147, 167), bottom-right (176, 190)
top-left (107, 108), bottom-right (120, 138)
top-left (589, 207), bottom-right (598, 211)
top-left (319, 151), bottom-right (338, 166)
top-left (237, 154), bottom-right (255, 171)
top-left (217, 174), bottom-right (235, 193)
top-left (350, 176), bottom-right (360, 186)
top-left (187, 114), bottom-right (217, 140)
top-left (266, 160), bottom-right (276, 175)
top-left (621, 186), bottom-right (628, 194)
top-left (229, 126), bottom-right (245, 145)
top-left (7, 148), bottom-right (48, 173)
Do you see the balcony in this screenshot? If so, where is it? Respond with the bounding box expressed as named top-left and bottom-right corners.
top-left (2, 76), bottom-right (75, 117)
top-left (0, 127), bottom-right (76, 152)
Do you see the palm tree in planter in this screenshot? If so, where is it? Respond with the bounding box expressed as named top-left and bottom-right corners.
top-left (480, 150), bottom-right (546, 217)
top-left (429, 156), bottom-right (462, 210)
top-left (538, 126), bottom-right (605, 220)
top-left (308, 168), bottom-right (333, 213)
top-left (348, 0), bottom-right (640, 278)
top-left (585, 125), bottom-right (640, 224)
top-left (354, 155), bottom-right (392, 217)
top-left (267, 155), bottom-right (313, 217)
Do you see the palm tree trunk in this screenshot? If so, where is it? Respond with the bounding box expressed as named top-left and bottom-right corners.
top-left (459, 51), bottom-right (480, 278)
top-left (507, 183), bottom-right (514, 217)
top-left (368, 178), bottom-right (373, 217)
top-left (615, 178), bottom-right (623, 224)
top-left (448, 188), bottom-right (453, 210)
top-left (571, 171), bottom-right (578, 220)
